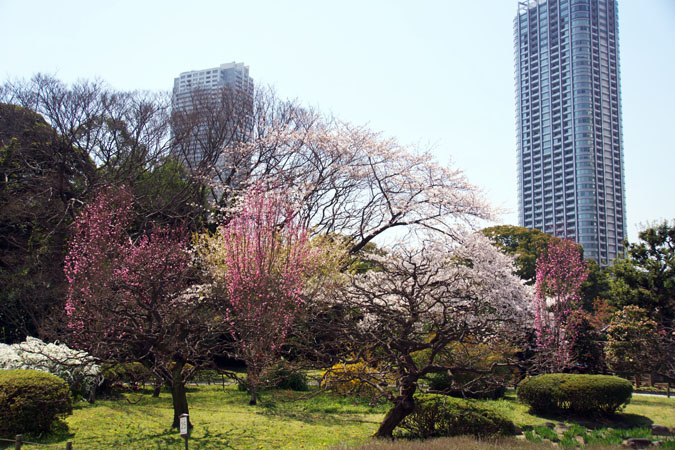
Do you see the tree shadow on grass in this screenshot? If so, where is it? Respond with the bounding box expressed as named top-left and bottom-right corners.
top-left (257, 398), bottom-right (383, 426)
top-left (87, 426), bottom-right (237, 450)
top-left (3, 420), bottom-right (76, 448)
top-left (525, 408), bottom-right (653, 430)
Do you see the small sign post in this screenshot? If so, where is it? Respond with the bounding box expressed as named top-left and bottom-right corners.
top-left (179, 413), bottom-right (189, 450)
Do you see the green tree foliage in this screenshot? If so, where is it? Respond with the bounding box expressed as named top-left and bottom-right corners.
top-left (580, 259), bottom-right (611, 311)
top-left (567, 310), bottom-right (606, 373)
top-left (0, 103), bottom-right (94, 342)
top-left (481, 225), bottom-right (559, 284)
top-left (130, 157), bottom-right (209, 231)
top-left (604, 305), bottom-right (663, 378)
top-left (608, 221), bottom-right (675, 326)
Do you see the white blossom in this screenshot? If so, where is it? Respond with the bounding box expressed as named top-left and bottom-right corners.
top-left (344, 232), bottom-right (534, 341)
top-left (0, 337), bottom-right (101, 393)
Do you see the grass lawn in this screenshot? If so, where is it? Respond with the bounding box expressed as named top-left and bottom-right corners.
top-left (2, 386), bottom-right (673, 449)
top-left (5, 385), bottom-right (388, 450)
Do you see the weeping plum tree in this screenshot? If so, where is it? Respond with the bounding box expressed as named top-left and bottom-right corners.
top-left (195, 188), bottom-right (343, 405)
top-left (64, 186), bottom-right (216, 428)
top-left (532, 239), bottom-right (588, 373)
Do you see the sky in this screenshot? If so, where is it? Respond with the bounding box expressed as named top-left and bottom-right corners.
top-left (1, 0), bottom-right (674, 243)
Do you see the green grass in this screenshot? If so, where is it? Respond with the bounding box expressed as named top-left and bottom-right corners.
top-left (1, 387), bottom-right (672, 449)
top-left (1, 385), bottom-right (388, 450)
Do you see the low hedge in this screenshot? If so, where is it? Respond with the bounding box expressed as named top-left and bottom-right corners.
top-left (98, 362), bottom-right (153, 396)
top-left (427, 371), bottom-right (507, 399)
top-left (269, 364), bottom-right (308, 391)
top-left (517, 373), bottom-right (633, 415)
top-left (396, 394), bottom-right (517, 439)
top-left (0, 369), bottom-right (72, 435)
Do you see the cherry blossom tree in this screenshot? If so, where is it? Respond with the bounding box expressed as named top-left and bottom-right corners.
top-left (532, 239), bottom-right (588, 373)
top-left (195, 187), bottom-right (344, 405)
top-left (64, 185), bottom-right (215, 428)
top-left (180, 88), bottom-right (492, 254)
top-left (311, 233), bottom-right (533, 438)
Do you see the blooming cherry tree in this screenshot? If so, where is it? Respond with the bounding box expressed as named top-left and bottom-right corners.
top-left (194, 91), bottom-right (493, 254)
top-left (532, 239), bottom-right (588, 373)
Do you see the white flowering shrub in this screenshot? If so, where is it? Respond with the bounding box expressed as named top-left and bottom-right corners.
top-left (0, 344), bottom-right (21, 369)
top-left (0, 337), bottom-right (101, 395)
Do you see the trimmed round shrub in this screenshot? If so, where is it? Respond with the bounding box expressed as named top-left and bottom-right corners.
top-left (98, 362), bottom-right (152, 395)
top-left (0, 369), bottom-right (72, 434)
top-left (517, 373), bottom-right (632, 415)
top-left (396, 394), bottom-right (517, 439)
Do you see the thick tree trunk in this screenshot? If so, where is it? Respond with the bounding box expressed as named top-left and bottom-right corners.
top-left (375, 381), bottom-right (417, 438)
top-left (169, 360), bottom-right (191, 429)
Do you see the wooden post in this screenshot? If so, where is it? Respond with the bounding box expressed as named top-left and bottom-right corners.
top-left (15, 435), bottom-right (22, 450)
top-left (180, 413), bottom-right (189, 450)
top-left (667, 382), bottom-right (671, 399)
top-left (65, 441), bottom-right (73, 450)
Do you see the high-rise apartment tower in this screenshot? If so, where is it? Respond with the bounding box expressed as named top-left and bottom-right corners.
top-left (515, 0), bottom-right (626, 265)
top-left (172, 62), bottom-right (254, 168)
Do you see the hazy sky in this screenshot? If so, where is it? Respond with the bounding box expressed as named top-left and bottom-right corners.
top-left (1, 0), bottom-right (674, 242)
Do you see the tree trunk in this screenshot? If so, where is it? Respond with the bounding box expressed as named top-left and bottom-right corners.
top-left (247, 367), bottom-right (258, 405)
top-left (169, 360), bottom-right (191, 429)
top-left (375, 381), bottom-right (417, 438)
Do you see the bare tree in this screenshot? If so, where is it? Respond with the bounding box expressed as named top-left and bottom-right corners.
top-left (1, 74), bottom-right (207, 231)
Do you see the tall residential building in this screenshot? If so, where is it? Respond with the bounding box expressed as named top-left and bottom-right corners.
top-left (172, 62), bottom-right (254, 169)
top-left (514, 0), bottom-right (626, 265)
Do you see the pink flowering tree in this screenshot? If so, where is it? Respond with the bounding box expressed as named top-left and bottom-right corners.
top-left (196, 187), bottom-right (342, 405)
top-left (64, 185), bottom-right (212, 429)
top-left (533, 239), bottom-right (588, 373)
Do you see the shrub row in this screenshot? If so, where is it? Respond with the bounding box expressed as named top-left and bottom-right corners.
top-left (517, 373), bottom-right (633, 415)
